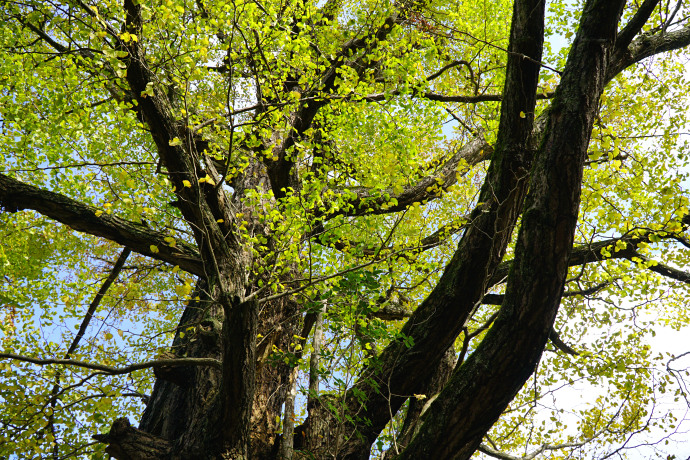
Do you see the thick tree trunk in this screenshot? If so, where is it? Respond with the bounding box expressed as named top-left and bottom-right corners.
top-left (395, 1), bottom-right (626, 458)
top-left (138, 281), bottom-right (223, 457)
top-left (123, 279), bottom-right (302, 459)
top-left (251, 296), bottom-right (302, 459)
top-left (8, 1), bottom-right (690, 459)
top-left (383, 346), bottom-right (457, 459)
top-left (317, 1), bottom-right (546, 457)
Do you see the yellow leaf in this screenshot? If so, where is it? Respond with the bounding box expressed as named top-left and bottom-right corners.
top-left (182, 180), bottom-right (192, 188)
top-left (169, 137), bottom-right (182, 146)
top-left (95, 210), bottom-right (104, 217)
top-left (150, 245), bottom-right (160, 254)
top-left (216, 219), bottom-right (224, 223)
top-left (519, 111), bottom-right (526, 118)
top-left (199, 175), bottom-right (217, 186)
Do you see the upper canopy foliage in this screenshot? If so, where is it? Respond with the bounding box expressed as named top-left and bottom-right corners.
top-left (1, 0), bottom-right (690, 458)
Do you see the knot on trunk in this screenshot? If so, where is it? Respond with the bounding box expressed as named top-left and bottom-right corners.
top-left (93, 417), bottom-right (173, 460)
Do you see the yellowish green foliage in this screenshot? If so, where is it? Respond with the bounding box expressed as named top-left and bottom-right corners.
top-left (0, 0), bottom-right (689, 458)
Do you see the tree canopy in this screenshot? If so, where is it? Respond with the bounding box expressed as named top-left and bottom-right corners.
top-left (1, 0), bottom-right (690, 458)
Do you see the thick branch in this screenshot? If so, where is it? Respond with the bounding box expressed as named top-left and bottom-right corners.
top-left (548, 329), bottom-right (579, 356)
top-left (0, 173), bottom-right (203, 276)
top-left (326, 0), bottom-right (547, 455)
top-left (627, 250), bottom-right (690, 283)
top-left (608, 20), bottom-right (690, 80)
top-left (398, 3), bottom-right (625, 458)
top-left (326, 134), bottom-right (491, 218)
top-left (266, 7), bottom-right (415, 199)
top-left (0, 353), bottom-right (221, 375)
top-left (616, 0), bottom-right (661, 50)
top-left (93, 418), bottom-right (172, 459)
top-left (370, 303), bottom-right (411, 321)
top-left (488, 224), bottom-right (690, 287)
top-left (482, 281), bottom-right (611, 305)
top-left (122, 0), bottom-right (237, 260)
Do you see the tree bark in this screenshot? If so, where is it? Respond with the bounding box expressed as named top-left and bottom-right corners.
top-left (395, 1), bottom-right (626, 458)
top-left (318, 1), bottom-right (546, 456)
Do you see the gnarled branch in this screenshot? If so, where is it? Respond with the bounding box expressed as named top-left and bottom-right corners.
top-left (0, 353), bottom-right (221, 375)
top-left (93, 417), bottom-right (172, 460)
top-left (0, 173), bottom-right (204, 276)
top-left (325, 134), bottom-right (492, 218)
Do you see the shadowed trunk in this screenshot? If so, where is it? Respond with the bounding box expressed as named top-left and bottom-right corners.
top-left (7, 0), bottom-right (690, 459)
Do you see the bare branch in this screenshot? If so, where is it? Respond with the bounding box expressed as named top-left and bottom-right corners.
top-left (361, 90), bottom-right (555, 104)
top-left (478, 439), bottom-right (588, 460)
top-left (74, 247), bottom-right (132, 359)
top-left (45, 247), bottom-right (132, 445)
top-left (426, 60), bottom-right (474, 82)
top-left (0, 353), bottom-right (221, 375)
top-left (325, 134), bottom-right (491, 218)
top-left (9, 161), bottom-right (155, 173)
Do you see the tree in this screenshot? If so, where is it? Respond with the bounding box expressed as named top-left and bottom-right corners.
top-left (2, 0), bottom-right (690, 458)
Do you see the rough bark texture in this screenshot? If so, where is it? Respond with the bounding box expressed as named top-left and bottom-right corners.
top-left (138, 282), bottom-right (224, 458)
top-left (136, 283), bottom-right (302, 459)
top-left (321, 1), bottom-right (546, 457)
top-left (0, 172), bottom-right (203, 276)
top-left (395, 1), bottom-right (626, 458)
top-left (94, 418), bottom-right (173, 460)
top-left (250, 296), bottom-right (302, 459)
top-left (6, 1), bottom-right (690, 459)
top-left (382, 346), bottom-right (457, 459)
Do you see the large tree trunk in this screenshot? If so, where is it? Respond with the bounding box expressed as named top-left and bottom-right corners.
top-left (9, 0), bottom-right (687, 459)
top-left (131, 281), bottom-right (302, 459)
top-left (139, 281), bottom-right (224, 457)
